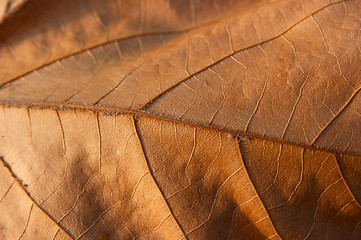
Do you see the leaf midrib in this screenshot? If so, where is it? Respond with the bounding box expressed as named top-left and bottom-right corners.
top-left (1, 100), bottom-right (358, 157)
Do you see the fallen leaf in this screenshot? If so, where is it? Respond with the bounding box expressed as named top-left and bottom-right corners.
top-left (0, 0), bottom-right (360, 239)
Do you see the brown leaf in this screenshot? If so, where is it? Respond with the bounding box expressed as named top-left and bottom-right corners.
top-left (0, 0), bottom-right (360, 239)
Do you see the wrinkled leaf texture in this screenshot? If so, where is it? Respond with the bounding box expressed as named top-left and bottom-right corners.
top-left (0, 0), bottom-right (360, 239)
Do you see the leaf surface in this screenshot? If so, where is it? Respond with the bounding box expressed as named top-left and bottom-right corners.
top-left (0, 155), bottom-right (71, 239)
top-left (0, 0), bottom-right (360, 239)
top-left (0, 0), bottom-right (27, 24)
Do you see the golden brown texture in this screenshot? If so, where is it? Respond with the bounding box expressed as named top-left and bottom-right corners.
top-left (0, 154), bottom-right (72, 240)
top-left (0, 0), bottom-right (360, 239)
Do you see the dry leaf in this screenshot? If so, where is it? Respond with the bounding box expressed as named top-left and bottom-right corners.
top-left (0, 0), bottom-right (360, 239)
